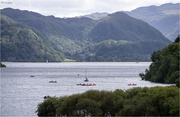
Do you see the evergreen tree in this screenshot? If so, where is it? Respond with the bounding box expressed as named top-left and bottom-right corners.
top-left (139, 35), bottom-right (180, 85)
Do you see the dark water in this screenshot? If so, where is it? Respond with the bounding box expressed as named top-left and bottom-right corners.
top-left (0, 62), bottom-right (173, 117)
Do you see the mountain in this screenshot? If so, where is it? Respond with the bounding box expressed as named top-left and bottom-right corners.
top-left (0, 8), bottom-right (171, 62)
top-left (89, 12), bottom-right (169, 43)
top-left (125, 3), bottom-right (179, 41)
top-left (0, 15), bottom-right (64, 61)
top-left (78, 12), bottom-right (171, 61)
top-left (83, 12), bottom-right (109, 20)
top-left (83, 3), bottom-right (179, 41)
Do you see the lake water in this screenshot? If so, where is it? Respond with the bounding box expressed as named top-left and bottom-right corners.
top-left (0, 62), bottom-right (173, 117)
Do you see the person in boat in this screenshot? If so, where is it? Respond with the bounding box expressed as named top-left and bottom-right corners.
top-left (44, 95), bottom-right (50, 99)
top-left (77, 83), bottom-right (82, 85)
top-left (84, 77), bottom-right (89, 82)
top-left (49, 81), bottom-right (57, 83)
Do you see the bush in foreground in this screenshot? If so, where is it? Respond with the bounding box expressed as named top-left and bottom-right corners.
top-left (0, 62), bottom-right (6, 67)
top-left (36, 86), bottom-right (179, 116)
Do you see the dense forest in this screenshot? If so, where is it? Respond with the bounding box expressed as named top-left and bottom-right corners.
top-left (0, 15), bottom-right (64, 62)
top-left (36, 86), bottom-right (179, 116)
top-left (1, 8), bottom-right (171, 62)
top-left (139, 35), bottom-right (180, 87)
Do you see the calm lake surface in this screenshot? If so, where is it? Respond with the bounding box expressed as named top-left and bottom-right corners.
top-left (0, 62), bottom-right (173, 117)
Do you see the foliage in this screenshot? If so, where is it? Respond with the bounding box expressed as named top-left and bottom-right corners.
top-left (88, 12), bottom-right (170, 43)
top-left (0, 15), bottom-right (64, 62)
top-left (36, 97), bottom-right (58, 116)
top-left (78, 40), bottom-right (169, 62)
top-left (1, 8), bottom-right (171, 62)
top-left (139, 35), bottom-right (180, 86)
top-left (64, 59), bottom-right (76, 62)
top-left (36, 86), bottom-right (179, 116)
top-left (0, 62), bottom-right (6, 67)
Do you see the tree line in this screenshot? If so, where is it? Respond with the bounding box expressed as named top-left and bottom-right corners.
top-left (139, 35), bottom-right (180, 87)
top-left (36, 86), bottom-right (179, 116)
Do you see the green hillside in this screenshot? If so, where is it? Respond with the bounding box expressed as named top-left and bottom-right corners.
top-left (79, 39), bottom-right (170, 62)
top-left (1, 8), bottom-right (171, 62)
top-left (0, 15), bottom-right (64, 61)
top-left (89, 12), bottom-right (169, 42)
top-left (139, 35), bottom-right (180, 86)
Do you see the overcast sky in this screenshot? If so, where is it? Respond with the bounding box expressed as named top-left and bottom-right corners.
top-left (1, 0), bottom-right (179, 18)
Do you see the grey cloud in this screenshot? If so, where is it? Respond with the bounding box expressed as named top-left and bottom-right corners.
top-left (1, 0), bottom-right (179, 18)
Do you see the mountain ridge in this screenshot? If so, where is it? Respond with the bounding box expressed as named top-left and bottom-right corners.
top-left (83, 3), bottom-right (179, 41)
top-left (0, 8), bottom-right (171, 62)
top-left (124, 3), bottom-right (179, 41)
top-left (0, 14), bottom-right (64, 61)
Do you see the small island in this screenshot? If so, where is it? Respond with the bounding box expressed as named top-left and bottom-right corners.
top-left (0, 62), bottom-right (6, 67)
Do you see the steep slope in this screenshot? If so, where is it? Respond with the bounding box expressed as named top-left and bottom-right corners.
top-left (1, 8), bottom-right (95, 56)
top-left (1, 8), bottom-right (171, 61)
top-left (1, 8), bottom-right (95, 42)
top-left (77, 12), bottom-right (171, 61)
top-left (89, 12), bottom-right (169, 43)
top-left (125, 3), bottom-right (179, 41)
top-left (0, 15), bottom-right (64, 61)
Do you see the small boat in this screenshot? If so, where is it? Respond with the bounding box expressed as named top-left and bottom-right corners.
top-left (84, 69), bottom-right (89, 82)
top-left (49, 81), bottom-right (57, 83)
top-left (128, 84), bottom-right (137, 86)
top-left (81, 83), bottom-right (96, 86)
top-left (30, 75), bottom-right (34, 77)
top-left (84, 77), bottom-right (89, 82)
top-left (77, 70), bottom-right (97, 86)
top-left (44, 95), bottom-right (50, 99)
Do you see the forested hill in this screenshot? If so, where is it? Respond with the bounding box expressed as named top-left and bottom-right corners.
top-left (0, 15), bottom-right (64, 61)
top-left (139, 35), bottom-right (180, 87)
top-left (84, 3), bottom-right (179, 41)
top-left (1, 8), bottom-right (171, 62)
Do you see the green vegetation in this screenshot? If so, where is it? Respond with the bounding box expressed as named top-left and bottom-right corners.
top-left (0, 15), bottom-right (64, 62)
top-left (64, 59), bottom-right (76, 62)
top-left (139, 36), bottom-right (180, 87)
top-left (0, 62), bottom-right (6, 67)
top-left (79, 40), bottom-right (169, 62)
top-left (1, 8), bottom-right (171, 62)
top-left (36, 86), bottom-right (179, 116)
